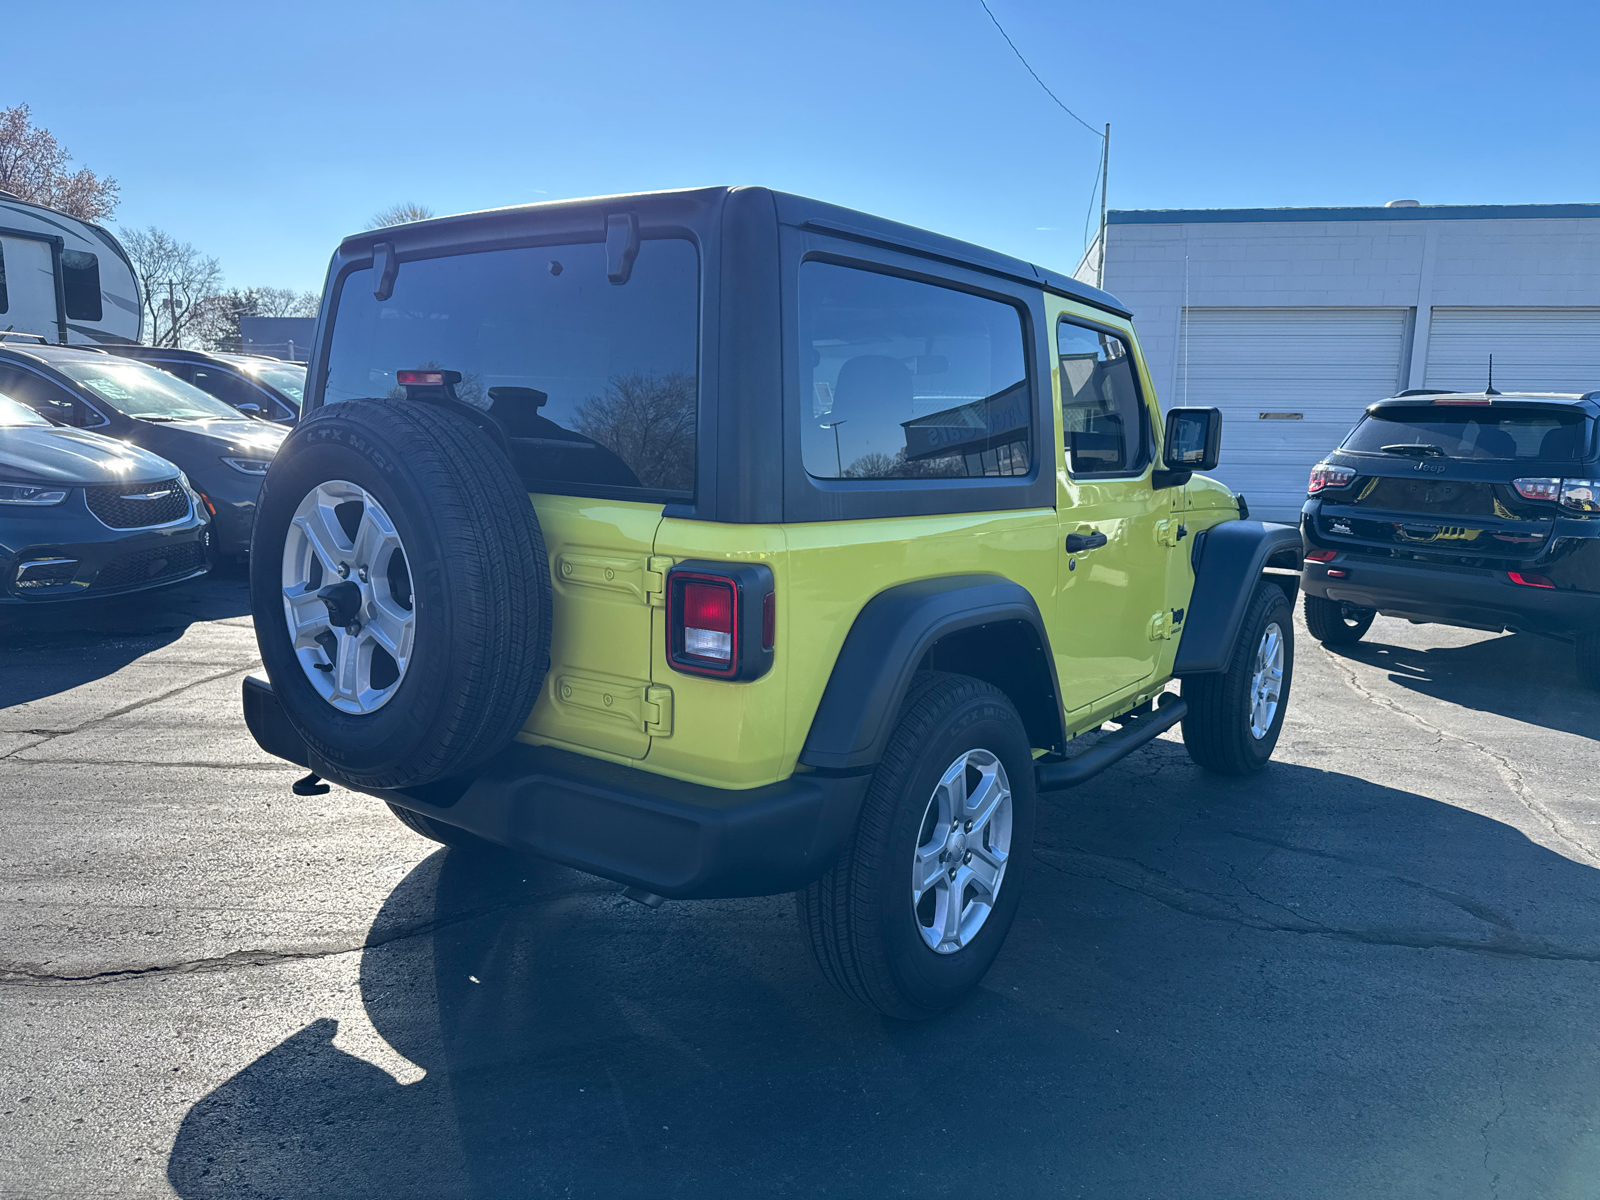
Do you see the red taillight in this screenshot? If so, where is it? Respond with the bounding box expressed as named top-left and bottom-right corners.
top-left (1308, 463), bottom-right (1355, 495)
top-left (1305, 549), bottom-right (1337, 562)
top-left (395, 369), bottom-right (445, 386)
top-left (1512, 477), bottom-right (1562, 502)
top-left (1507, 571), bottom-right (1554, 589)
top-left (682, 581), bottom-right (734, 662)
top-left (665, 564), bottom-right (776, 681)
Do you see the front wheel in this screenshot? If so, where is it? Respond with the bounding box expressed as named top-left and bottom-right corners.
top-left (796, 672), bottom-right (1037, 1020)
top-left (1303, 593), bottom-right (1375, 645)
top-left (1182, 582), bottom-right (1295, 775)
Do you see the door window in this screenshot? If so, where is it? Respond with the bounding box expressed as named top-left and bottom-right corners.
top-left (1058, 319), bottom-right (1149, 476)
top-left (191, 365), bottom-right (269, 412)
top-left (798, 262), bottom-right (1031, 480)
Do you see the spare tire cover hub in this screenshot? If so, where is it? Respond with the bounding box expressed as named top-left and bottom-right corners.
top-left (281, 479), bottom-right (415, 714)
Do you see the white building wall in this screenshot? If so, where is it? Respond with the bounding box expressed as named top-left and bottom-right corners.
top-left (1099, 211), bottom-right (1600, 407)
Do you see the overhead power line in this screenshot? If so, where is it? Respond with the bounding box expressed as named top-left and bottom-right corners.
top-left (977, 0), bottom-right (1103, 139)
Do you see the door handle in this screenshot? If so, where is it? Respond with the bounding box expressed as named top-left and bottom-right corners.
top-left (1065, 531), bottom-right (1108, 553)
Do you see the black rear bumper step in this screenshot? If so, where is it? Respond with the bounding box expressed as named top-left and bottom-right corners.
top-left (242, 675), bottom-right (869, 899)
top-left (1034, 693), bottom-right (1187, 793)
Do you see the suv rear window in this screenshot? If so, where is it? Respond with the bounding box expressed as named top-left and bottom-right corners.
top-left (324, 239), bottom-right (699, 498)
top-left (1342, 405), bottom-right (1591, 462)
top-left (798, 262), bottom-right (1030, 480)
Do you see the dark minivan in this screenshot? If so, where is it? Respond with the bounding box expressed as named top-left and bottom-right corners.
top-left (1300, 389), bottom-right (1600, 687)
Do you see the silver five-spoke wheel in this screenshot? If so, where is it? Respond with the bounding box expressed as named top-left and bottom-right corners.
top-left (1249, 620), bottom-right (1284, 739)
top-left (281, 480), bottom-right (415, 714)
top-left (912, 748), bottom-right (1013, 954)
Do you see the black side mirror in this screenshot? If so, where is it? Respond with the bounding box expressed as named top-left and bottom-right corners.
top-left (1162, 406), bottom-right (1222, 472)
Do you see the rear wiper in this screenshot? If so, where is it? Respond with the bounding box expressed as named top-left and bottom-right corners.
top-left (1379, 443), bottom-right (1445, 457)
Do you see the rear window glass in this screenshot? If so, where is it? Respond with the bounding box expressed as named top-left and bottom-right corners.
top-left (61, 250), bottom-right (101, 321)
top-left (324, 239), bottom-right (699, 498)
top-left (799, 262), bottom-right (1030, 480)
top-left (1342, 405), bottom-right (1591, 461)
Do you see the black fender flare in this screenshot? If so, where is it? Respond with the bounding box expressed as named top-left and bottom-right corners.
top-left (799, 575), bottom-right (1065, 772)
top-left (1174, 520), bottom-right (1302, 675)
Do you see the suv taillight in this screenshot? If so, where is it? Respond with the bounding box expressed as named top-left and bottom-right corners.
top-left (666, 562), bottom-right (775, 681)
top-left (1307, 463), bottom-right (1355, 495)
top-left (1513, 477), bottom-right (1600, 512)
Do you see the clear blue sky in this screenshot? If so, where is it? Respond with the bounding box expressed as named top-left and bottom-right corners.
top-left (8, 0), bottom-right (1597, 294)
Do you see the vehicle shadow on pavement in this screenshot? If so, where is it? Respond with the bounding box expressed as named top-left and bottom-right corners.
top-left (0, 572), bottom-right (250, 708)
top-left (1328, 629), bottom-right (1600, 741)
top-left (166, 746), bottom-right (1600, 1199)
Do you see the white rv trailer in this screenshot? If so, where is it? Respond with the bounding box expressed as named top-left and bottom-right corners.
top-left (0, 193), bottom-right (140, 345)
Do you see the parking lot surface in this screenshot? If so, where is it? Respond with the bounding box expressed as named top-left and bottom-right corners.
top-left (3, 576), bottom-right (1600, 1199)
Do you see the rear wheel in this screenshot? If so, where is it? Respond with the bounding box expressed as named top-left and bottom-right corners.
top-left (1182, 582), bottom-right (1294, 775)
top-left (1303, 593), bottom-right (1375, 645)
top-left (1578, 629), bottom-right (1600, 692)
top-left (796, 672), bottom-right (1036, 1020)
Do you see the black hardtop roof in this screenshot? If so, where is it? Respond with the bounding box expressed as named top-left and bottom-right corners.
top-left (337, 185), bottom-right (1131, 319)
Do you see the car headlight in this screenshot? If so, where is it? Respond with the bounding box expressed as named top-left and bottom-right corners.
top-left (221, 457), bottom-right (272, 475)
top-left (0, 482), bottom-right (68, 505)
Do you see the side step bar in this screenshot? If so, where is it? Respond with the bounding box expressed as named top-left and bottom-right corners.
top-left (1034, 693), bottom-right (1187, 793)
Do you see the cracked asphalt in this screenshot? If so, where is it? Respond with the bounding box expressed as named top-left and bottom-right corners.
top-left (3, 575), bottom-right (1600, 1199)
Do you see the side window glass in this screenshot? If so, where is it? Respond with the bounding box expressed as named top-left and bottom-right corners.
top-left (61, 251), bottom-right (102, 321)
top-left (0, 366), bottom-right (99, 427)
top-left (191, 366), bottom-right (264, 410)
top-left (799, 262), bottom-right (1030, 480)
top-left (1058, 319), bottom-right (1148, 476)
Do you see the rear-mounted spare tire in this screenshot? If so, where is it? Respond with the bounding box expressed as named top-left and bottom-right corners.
top-left (250, 399), bottom-right (552, 789)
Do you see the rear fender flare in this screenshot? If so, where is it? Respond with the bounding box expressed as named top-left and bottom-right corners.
top-left (799, 575), bottom-right (1066, 772)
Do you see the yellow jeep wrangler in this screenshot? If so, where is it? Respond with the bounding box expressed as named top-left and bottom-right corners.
top-left (243, 187), bottom-right (1299, 1017)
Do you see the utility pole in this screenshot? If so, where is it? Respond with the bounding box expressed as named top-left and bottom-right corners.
top-left (1097, 123), bottom-right (1110, 289)
top-left (163, 279), bottom-right (180, 348)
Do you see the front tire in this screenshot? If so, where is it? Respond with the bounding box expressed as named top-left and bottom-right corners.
top-left (1182, 582), bottom-right (1295, 775)
top-left (1303, 593), bottom-right (1375, 645)
top-left (796, 673), bottom-right (1037, 1020)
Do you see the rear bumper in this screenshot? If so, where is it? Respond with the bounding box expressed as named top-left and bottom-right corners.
top-left (1301, 557), bottom-right (1597, 634)
top-left (242, 676), bottom-right (869, 899)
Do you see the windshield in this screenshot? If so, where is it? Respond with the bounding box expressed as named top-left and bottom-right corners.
top-left (1341, 405), bottom-right (1591, 462)
top-left (55, 358), bottom-right (243, 422)
top-left (0, 393), bottom-right (51, 427)
top-left (239, 361), bottom-right (306, 408)
top-left (324, 238), bottom-right (699, 497)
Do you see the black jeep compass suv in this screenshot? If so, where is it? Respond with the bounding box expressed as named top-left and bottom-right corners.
top-left (1300, 389), bottom-right (1600, 688)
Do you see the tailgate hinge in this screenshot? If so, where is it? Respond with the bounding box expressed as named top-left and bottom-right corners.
top-left (644, 685), bottom-right (674, 737)
top-left (644, 556), bottom-right (673, 607)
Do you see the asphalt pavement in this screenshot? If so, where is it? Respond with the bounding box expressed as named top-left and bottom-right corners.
top-left (3, 574), bottom-right (1600, 1199)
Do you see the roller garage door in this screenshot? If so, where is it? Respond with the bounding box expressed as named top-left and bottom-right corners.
top-left (1177, 307), bottom-right (1410, 521)
top-left (1423, 308), bottom-right (1600, 394)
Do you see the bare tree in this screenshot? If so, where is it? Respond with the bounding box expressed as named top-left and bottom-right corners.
top-left (119, 227), bottom-right (223, 347)
top-left (573, 373), bottom-right (697, 491)
top-left (251, 286), bottom-right (320, 318)
top-left (369, 202), bottom-right (434, 228)
top-left (0, 104), bottom-right (119, 221)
